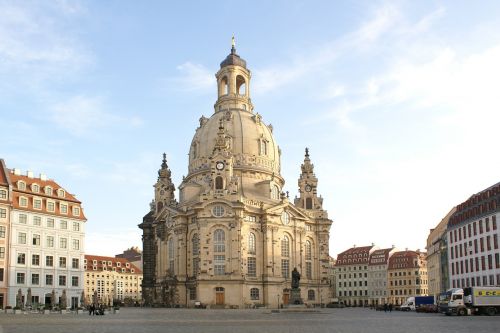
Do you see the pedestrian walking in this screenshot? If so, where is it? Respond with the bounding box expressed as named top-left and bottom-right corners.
top-left (383, 303), bottom-right (388, 313)
top-left (389, 303), bottom-right (393, 312)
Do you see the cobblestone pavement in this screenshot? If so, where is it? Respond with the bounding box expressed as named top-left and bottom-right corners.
top-left (0, 308), bottom-right (498, 333)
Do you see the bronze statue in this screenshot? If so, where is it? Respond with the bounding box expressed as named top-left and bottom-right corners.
top-left (291, 268), bottom-right (300, 289)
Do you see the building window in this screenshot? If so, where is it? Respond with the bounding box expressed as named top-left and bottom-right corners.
top-left (59, 275), bottom-right (66, 286)
top-left (47, 218), bottom-right (54, 228)
top-left (72, 239), bottom-right (80, 250)
top-left (0, 208), bottom-right (6, 218)
top-left (19, 214), bottom-right (27, 224)
top-left (33, 198), bottom-right (42, 209)
top-left (250, 288), bottom-right (260, 300)
top-left (0, 226), bottom-right (5, 238)
top-left (33, 234), bottom-right (41, 246)
top-left (33, 216), bottom-right (41, 226)
top-left (72, 276), bottom-right (79, 287)
top-left (271, 185), bottom-right (280, 200)
top-left (0, 189), bottom-right (7, 199)
top-left (281, 235), bottom-right (290, 257)
top-left (19, 197), bottom-right (28, 207)
top-left (59, 257), bottom-right (67, 268)
top-left (308, 290), bottom-right (315, 301)
top-left (60, 203), bottom-right (68, 214)
top-left (18, 232), bottom-right (27, 244)
top-left (168, 238), bottom-right (175, 273)
top-left (47, 236), bottom-right (54, 247)
top-left (46, 256), bottom-right (54, 267)
top-left (58, 189), bottom-right (65, 198)
top-left (60, 220), bottom-right (67, 229)
top-left (60, 238), bottom-right (67, 249)
top-left (282, 259), bottom-right (290, 278)
top-left (214, 229), bottom-right (225, 252)
top-left (45, 186), bottom-right (53, 196)
top-left (17, 273), bottom-right (25, 284)
top-left (32, 184), bottom-right (40, 193)
top-left (248, 257), bottom-right (256, 277)
top-left (306, 262), bottom-right (312, 279)
top-left (73, 221), bottom-right (80, 231)
top-left (189, 288), bottom-right (197, 300)
top-left (32, 273), bottom-right (39, 285)
top-left (18, 181), bottom-right (26, 191)
top-left (212, 205), bottom-right (225, 217)
top-left (306, 197), bottom-right (313, 209)
top-left (260, 140), bottom-right (268, 155)
top-left (0, 247), bottom-right (4, 259)
top-left (73, 207), bottom-right (80, 216)
top-left (215, 176), bottom-right (223, 190)
top-left (214, 255), bottom-right (225, 275)
top-left (281, 212), bottom-right (290, 225)
top-left (248, 233), bottom-right (256, 254)
top-left (72, 258), bottom-right (79, 269)
top-left (47, 201), bottom-right (55, 212)
top-left (32, 254), bottom-right (40, 265)
top-left (305, 240), bottom-right (312, 260)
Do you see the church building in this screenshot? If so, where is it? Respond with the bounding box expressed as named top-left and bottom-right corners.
top-left (139, 43), bottom-right (333, 308)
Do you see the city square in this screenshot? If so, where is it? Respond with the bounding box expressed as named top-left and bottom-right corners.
top-left (0, 308), bottom-right (498, 333)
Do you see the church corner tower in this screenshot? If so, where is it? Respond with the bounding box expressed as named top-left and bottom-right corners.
top-left (141, 40), bottom-right (333, 308)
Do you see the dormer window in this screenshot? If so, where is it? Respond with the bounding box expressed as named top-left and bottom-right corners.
top-left (32, 184), bottom-right (40, 193)
top-left (131, 269), bottom-right (135, 273)
top-left (117, 262), bottom-right (121, 267)
top-left (126, 263), bottom-right (130, 268)
top-left (93, 260), bottom-right (97, 265)
top-left (45, 186), bottom-right (53, 196)
top-left (33, 198), bottom-right (42, 209)
top-left (60, 203), bottom-right (68, 214)
top-left (18, 181), bottom-right (26, 191)
top-left (19, 196), bottom-right (28, 207)
top-left (73, 207), bottom-right (80, 216)
top-left (108, 261), bottom-right (112, 266)
top-left (57, 189), bottom-right (65, 198)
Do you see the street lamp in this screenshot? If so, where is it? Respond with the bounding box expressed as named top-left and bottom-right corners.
top-left (277, 294), bottom-right (280, 309)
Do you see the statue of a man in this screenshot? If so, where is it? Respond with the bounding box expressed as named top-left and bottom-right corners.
top-left (291, 268), bottom-right (300, 289)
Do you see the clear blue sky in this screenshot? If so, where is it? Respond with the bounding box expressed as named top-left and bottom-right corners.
top-left (1, 0), bottom-right (499, 257)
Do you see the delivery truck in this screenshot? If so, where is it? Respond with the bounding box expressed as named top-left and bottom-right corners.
top-left (400, 296), bottom-right (435, 311)
top-left (439, 286), bottom-right (500, 316)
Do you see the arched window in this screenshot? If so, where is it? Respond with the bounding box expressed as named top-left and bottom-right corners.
top-left (236, 75), bottom-right (246, 96)
top-left (271, 185), bottom-right (279, 200)
top-left (306, 197), bottom-right (313, 209)
top-left (305, 240), bottom-right (312, 260)
top-left (215, 176), bottom-right (223, 190)
top-left (281, 235), bottom-right (289, 257)
top-left (214, 229), bottom-right (225, 252)
top-left (308, 290), bottom-right (315, 301)
top-left (168, 238), bottom-right (174, 274)
top-left (260, 140), bottom-right (267, 155)
top-left (248, 233), bottom-right (256, 254)
top-left (157, 202), bottom-right (163, 212)
top-left (214, 229), bottom-right (226, 276)
top-left (220, 76), bottom-right (228, 95)
top-left (250, 288), bottom-right (259, 300)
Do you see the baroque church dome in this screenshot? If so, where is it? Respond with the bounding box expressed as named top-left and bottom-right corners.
top-left (181, 44), bottom-right (284, 203)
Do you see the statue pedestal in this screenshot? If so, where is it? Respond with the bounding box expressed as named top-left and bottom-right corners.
top-left (289, 288), bottom-right (304, 306)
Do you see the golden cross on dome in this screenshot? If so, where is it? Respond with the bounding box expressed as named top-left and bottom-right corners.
top-left (232, 35), bottom-right (235, 47)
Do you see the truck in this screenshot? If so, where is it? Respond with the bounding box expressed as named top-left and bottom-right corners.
top-left (439, 286), bottom-right (500, 316)
top-left (400, 296), bottom-right (435, 311)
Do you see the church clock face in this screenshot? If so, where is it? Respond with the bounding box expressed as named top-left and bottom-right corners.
top-left (216, 161), bottom-right (225, 171)
top-left (305, 184), bottom-right (312, 192)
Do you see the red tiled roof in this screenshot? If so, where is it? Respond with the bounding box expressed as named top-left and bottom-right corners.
top-left (335, 246), bottom-right (373, 266)
top-left (368, 248), bottom-right (394, 266)
top-left (85, 254), bottom-right (142, 274)
top-left (10, 172), bottom-right (81, 203)
top-left (387, 250), bottom-right (425, 270)
top-left (0, 159), bottom-right (9, 186)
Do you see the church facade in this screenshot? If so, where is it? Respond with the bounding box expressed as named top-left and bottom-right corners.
top-left (139, 44), bottom-right (333, 308)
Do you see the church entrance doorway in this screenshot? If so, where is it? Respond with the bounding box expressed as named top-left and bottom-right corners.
top-left (282, 289), bottom-right (290, 305)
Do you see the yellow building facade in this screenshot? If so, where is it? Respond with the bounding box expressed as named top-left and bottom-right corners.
top-left (387, 250), bottom-right (428, 305)
top-left (84, 255), bottom-right (142, 305)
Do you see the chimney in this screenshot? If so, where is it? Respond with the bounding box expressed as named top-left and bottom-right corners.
top-left (13, 168), bottom-right (21, 175)
top-left (40, 173), bottom-right (47, 181)
top-left (27, 170), bottom-right (34, 178)
top-left (391, 244), bottom-right (395, 248)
